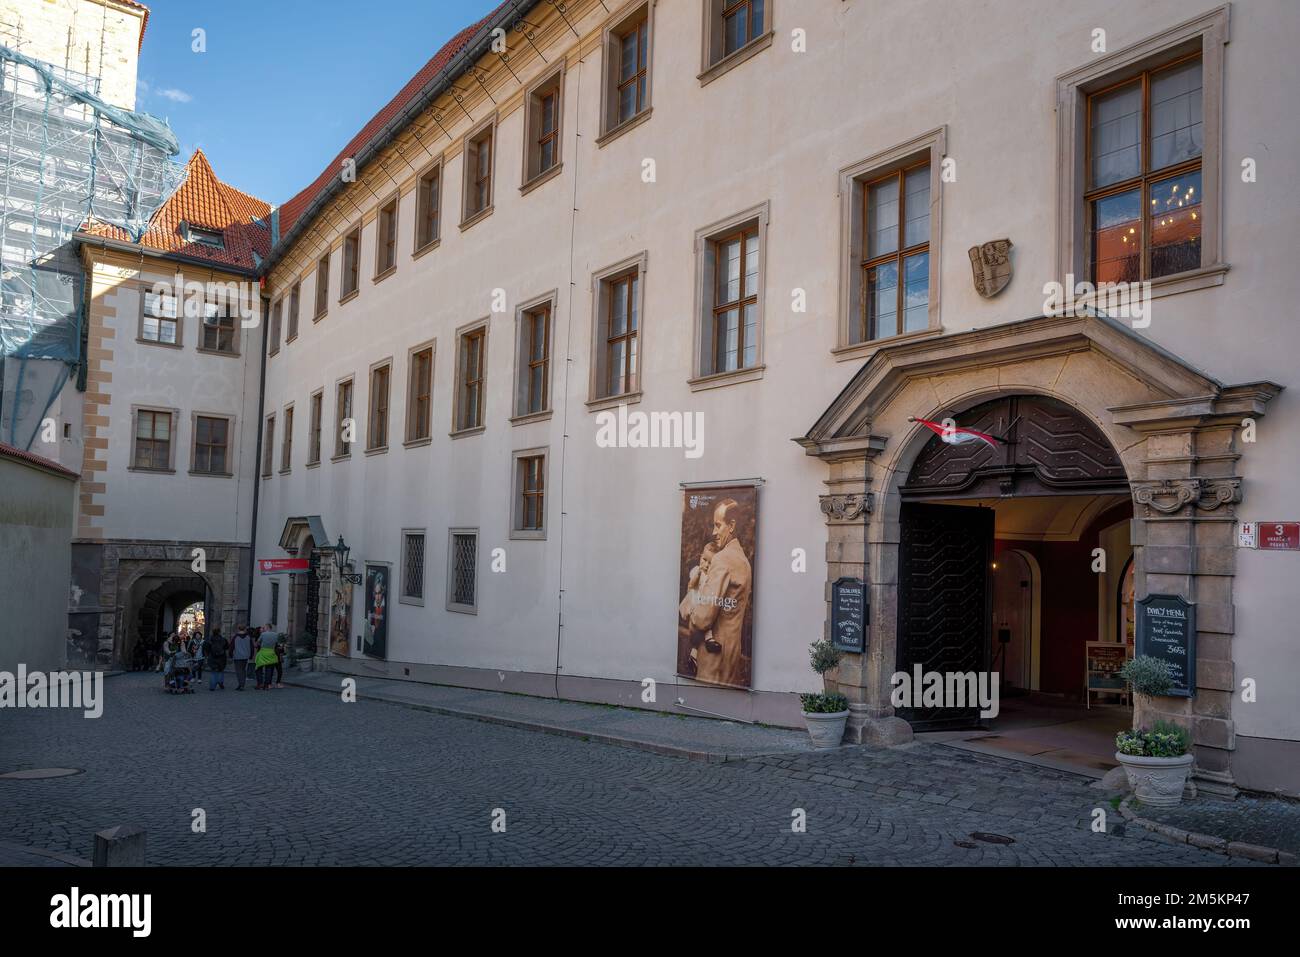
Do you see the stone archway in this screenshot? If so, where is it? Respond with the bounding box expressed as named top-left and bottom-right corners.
top-left (799, 313), bottom-right (1280, 795)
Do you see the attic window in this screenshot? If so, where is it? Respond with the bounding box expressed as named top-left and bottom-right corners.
top-left (187, 224), bottom-right (225, 249)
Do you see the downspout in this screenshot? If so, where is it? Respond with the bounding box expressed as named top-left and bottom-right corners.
top-left (244, 291), bottom-right (269, 629)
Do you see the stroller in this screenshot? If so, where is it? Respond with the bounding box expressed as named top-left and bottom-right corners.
top-left (164, 646), bottom-right (196, 694)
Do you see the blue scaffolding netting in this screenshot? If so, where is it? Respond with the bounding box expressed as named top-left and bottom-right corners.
top-left (0, 43), bottom-right (184, 450)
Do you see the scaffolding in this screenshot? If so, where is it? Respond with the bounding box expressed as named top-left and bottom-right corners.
top-left (0, 41), bottom-right (184, 450)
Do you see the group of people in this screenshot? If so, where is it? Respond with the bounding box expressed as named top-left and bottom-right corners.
top-left (158, 624), bottom-right (287, 693)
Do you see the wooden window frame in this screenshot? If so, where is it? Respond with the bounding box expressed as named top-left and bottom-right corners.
top-left (1055, 5), bottom-right (1229, 300)
top-left (314, 252), bottom-right (330, 320)
top-left (461, 116), bottom-right (497, 229)
top-left (400, 528), bottom-right (427, 606)
top-left (404, 340), bottom-right (436, 446)
top-left (268, 298), bottom-right (282, 356)
top-left (340, 224), bottom-right (362, 301)
top-left (189, 411), bottom-right (234, 477)
top-left (690, 203), bottom-right (768, 390)
top-left (699, 0), bottom-right (773, 86)
top-left (333, 376), bottom-right (354, 460)
top-left (138, 286), bottom-right (182, 348)
top-left (588, 251), bottom-right (648, 409)
top-left (366, 359), bottom-right (392, 454)
top-left (414, 159), bottom-right (443, 255)
top-left (512, 292), bottom-right (556, 423)
top-left (287, 282), bottom-right (301, 342)
top-left (446, 527), bottom-right (479, 615)
top-left (198, 294), bottom-right (239, 356)
top-left (522, 66), bottom-right (564, 192)
top-left (129, 405), bottom-right (179, 474)
top-left (510, 448), bottom-right (548, 540)
top-left (452, 320), bottom-right (488, 437)
top-left (598, 1), bottom-right (654, 145)
top-left (262, 413), bottom-right (275, 479)
top-left (279, 403), bottom-right (294, 474)
top-left (836, 127), bottom-right (946, 360)
top-left (307, 389), bottom-right (324, 466)
top-left (374, 194), bottom-right (399, 279)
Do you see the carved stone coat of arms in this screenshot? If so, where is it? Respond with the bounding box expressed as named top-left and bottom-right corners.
top-left (968, 238), bottom-right (1013, 299)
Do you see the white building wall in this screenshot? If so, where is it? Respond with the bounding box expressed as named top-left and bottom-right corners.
top-left (255, 0), bottom-right (1300, 732)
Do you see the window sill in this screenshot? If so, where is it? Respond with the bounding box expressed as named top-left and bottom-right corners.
top-left (596, 107), bottom-right (652, 148)
top-left (509, 409), bottom-right (553, 426)
top-left (364, 445), bottom-right (389, 457)
top-left (268, 348), bottom-right (280, 358)
top-left (402, 435), bottom-right (433, 449)
top-left (509, 528), bottom-right (546, 541)
top-left (278, 467), bottom-right (291, 475)
top-left (313, 310), bottom-right (327, 323)
top-left (446, 603), bottom-right (478, 616)
top-left (688, 364), bottom-right (766, 392)
top-left (188, 469), bottom-right (233, 479)
top-left (586, 390), bottom-right (642, 412)
top-left (520, 163), bottom-right (563, 196)
top-left (459, 205), bottom-right (494, 232)
top-left (412, 238), bottom-right (441, 261)
top-left (330, 453), bottom-right (352, 463)
top-left (398, 596), bottom-right (425, 607)
top-left (128, 466), bottom-right (176, 475)
top-left (698, 32), bottom-right (773, 88)
top-left (260, 472), bottom-right (272, 480)
top-left (1149, 262), bottom-right (1229, 300)
top-left (832, 326), bottom-right (943, 363)
top-left (372, 266), bottom-right (396, 285)
top-left (338, 289), bottom-right (359, 306)
top-left (195, 346), bottom-right (240, 358)
top-left (136, 337), bottom-right (182, 349)
top-left (306, 460), bottom-right (321, 469)
top-left (285, 335), bottom-right (297, 345)
top-left (449, 425), bottom-right (486, 440)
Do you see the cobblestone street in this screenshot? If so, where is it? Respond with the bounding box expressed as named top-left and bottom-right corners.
top-left (0, 674), bottom-right (1259, 866)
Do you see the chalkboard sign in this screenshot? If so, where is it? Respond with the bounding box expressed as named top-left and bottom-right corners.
top-left (831, 577), bottom-right (867, 653)
top-left (1136, 594), bottom-right (1196, 697)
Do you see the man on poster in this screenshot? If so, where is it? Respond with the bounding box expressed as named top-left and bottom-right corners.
top-left (686, 498), bottom-right (752, 686)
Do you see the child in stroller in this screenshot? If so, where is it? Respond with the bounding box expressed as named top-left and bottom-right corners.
top-left (164, 638), bottom-right (196, 694)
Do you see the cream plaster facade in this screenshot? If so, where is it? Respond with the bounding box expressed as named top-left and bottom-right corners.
top-left (0, 0), bottom-right (144, 107)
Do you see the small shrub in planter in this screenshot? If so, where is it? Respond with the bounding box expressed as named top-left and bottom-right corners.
top-left (800, 640), bottom-right (848, 748)
top-left (1114, 718), bottom-right (1194, 808)
top-left (1115, 720), bottom-right (1190, 758)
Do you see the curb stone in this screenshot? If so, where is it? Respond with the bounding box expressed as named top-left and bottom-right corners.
top-left (1118, 796), bottom-right (1291, 865)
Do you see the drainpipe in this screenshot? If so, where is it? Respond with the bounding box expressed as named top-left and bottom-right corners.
top-left (244, 292), bottom-right (270, 628)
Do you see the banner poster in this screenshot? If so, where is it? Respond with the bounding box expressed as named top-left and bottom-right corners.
top-left (363, 563), bottom-right (389, 659)
top-left (330, 577), bottom-right (353, 657)
top-left (677, 484), bottom-right (757, 689)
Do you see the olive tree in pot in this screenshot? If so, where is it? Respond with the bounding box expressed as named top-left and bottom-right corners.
top-left (1115, 655), bottom-right (1193, 807)
top-left (800, 639), bottom-right (849, 749)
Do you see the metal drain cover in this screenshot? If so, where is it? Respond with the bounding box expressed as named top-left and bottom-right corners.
top-left (0, 768), bottom-right (83, 780)
top-left (970, 831), bottom-right (1015, 845)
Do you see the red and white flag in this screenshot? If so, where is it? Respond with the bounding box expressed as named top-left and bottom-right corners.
top-left (910, 416), bottom-right (1005, 449)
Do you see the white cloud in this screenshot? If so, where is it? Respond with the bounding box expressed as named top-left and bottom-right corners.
top-left (157, 88), bottom-right (193, 103)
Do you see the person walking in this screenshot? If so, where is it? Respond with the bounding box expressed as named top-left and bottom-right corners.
top-left (273, 632), bottom-right (286, 689)
top-left (254, 624), bottom-right (279, 691)
top-left (190, 630), bottom-right (205, 682)
top-left (231, 625), bottom-right (253, 691)
top-left (204, 627), bottom-right (228, 690)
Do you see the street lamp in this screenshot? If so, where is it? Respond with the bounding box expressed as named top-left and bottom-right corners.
top-left (318, 535), bottom-right (362, 584)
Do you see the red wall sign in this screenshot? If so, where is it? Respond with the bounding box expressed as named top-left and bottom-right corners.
top-left (258, 558), bottom-right (309, 575)
top-left (1257, 523), bottom-right (1300, 550)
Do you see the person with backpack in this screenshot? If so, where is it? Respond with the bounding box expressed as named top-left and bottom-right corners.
top-left (254, 624), bottom-right (279, 691)
top-left (204, 627), bottom-right (229, 691)
top-left (231, 625), bottom-right (253, 690)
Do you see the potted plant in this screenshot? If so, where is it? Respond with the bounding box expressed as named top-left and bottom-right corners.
top-left (1114, 655), bottom-right (1193, 806)
top-left (799, 639), bottom-right (849, 749)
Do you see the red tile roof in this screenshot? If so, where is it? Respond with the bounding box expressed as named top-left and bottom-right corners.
top-left (0, 441), bottom-right (80, 480)
top-left (277, 1), bottom-right (514, 240)
top-left (83, 149), bottom-right (272, 272)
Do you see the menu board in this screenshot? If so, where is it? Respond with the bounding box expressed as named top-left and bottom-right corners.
top-left (1136, 594), bottom-right (1196, 697)
top-left (830, 577), bottom-right (867, 653)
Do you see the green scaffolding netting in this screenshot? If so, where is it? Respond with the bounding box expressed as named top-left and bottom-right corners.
top-left (0, 43), bottom-right (185, 449)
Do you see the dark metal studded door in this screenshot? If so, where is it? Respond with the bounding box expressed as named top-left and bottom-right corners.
top-left (896, 503), bottom-right (994, 730)
top-left (302, 551), bottom-right (320, 660)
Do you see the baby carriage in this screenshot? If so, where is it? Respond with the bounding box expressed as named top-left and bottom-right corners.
top-left (164, 647), bottom-right (196, 694)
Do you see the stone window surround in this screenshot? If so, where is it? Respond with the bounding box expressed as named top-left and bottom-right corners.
top-left (400, 527), bottom-right (427, 606)
top-left (128, 404), bottom-right (180, 474)
top-left (520, 62), bottom-right (565, 194)
top-left (261, 412), bottom-right (275, 478)
top-left (698, 0), bottom-right (774, 87)
top-left (587, 250), bottom-right (648, 411)
top-left (834, 127), bottom-right (947, 362)
top-left (597, 0), bottom-right (655, 147)
top-left (451, 318), bottom-right (490, 438)
top-left (1055, 5), bottom-right (1230, 301)
top-left (373, 191), bottom-right (400, 281)
top-left (268, 297), bottom-right (282, 356)
top-left (314, 251), bottom-right (330, 320)
top-left (279, 401), bottom-right (294, 474)
top-left (689, 200), bottom-right (770, 392)
top-left (404, 338), bottom-right (437, 447)
top-left (188, 410), bottom-right (236, 478)
top-left (511, 290), bottom-right (558, 424)
top-left (137, 284), bottom-right (183, 349)
top-left (307, 388), bottom-right (324, 467)
top-left (446, 527), bottom-right (480, 615)
top-left (413, 157), bottom-right (443, 257)
top-left (460, 113), bottom-right (498, 230)
top-left (366, 356), bottom-right (394, 455)
top-left (340, 222), bottom-right (362, 301)
top-left (510, 446), bottom-right (549, 541)
top-left (332, 374), bottom-right (355, 461)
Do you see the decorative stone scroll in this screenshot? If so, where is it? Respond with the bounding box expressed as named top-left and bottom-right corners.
top-left (1131, 478), bottom-right (1242, 516)
top-left (819, 493), bottom-right (873, 523)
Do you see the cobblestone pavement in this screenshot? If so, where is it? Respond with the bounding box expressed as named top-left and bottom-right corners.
top-left (0, 674), bottom-right (1259, 866)
top-left (1135, 796), bottom-right (1300, 856)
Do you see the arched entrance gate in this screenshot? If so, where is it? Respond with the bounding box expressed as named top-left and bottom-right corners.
top-left (799, 313), bottom-right (1280, 795)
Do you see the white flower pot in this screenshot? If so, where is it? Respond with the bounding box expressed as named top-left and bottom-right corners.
top-left (802, 710), bottom-right (849, 749)
top-left (1115, 752), bottom-right (1194, 807)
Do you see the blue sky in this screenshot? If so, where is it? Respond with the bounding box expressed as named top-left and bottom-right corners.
top-left (136, 0), bottom-right (501, 205)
